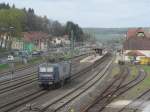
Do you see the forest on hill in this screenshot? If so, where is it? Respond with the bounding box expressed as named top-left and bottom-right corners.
top-left (0, 3), bottom-right (85, 42)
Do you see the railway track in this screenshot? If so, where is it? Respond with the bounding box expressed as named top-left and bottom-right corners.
top-left (0, 72), bottom-right (37, 86)
top-left (116, 70), bottom-right (148, 112)
top-left (83, 66), bottom-right (146, 112)
top-left (82, 66), bottom-right (129, 112)
top-left (0, 63), bottom-right (38, 76)
top-left (27, 56), bottom-right (112, 112)
top-left (0, 53), bottom-right (111, 112)
top-left (83, 68), bottom-right (128, 112)
top-left (124, 90), bottom-right (150, 112)
top-left (0, 61), bottom-right (85, 95)
top-left (102, 68), bottom-right (147, 112)
top-left (0, 53), bottom-right (89, 76)
top-left (0, 89), bottom-right (47, 112)
top-left (0, 53), bottom-right (89, 91)
top-left (0, 73), bottom-right (37, 95)
top-left (0, 53), bottom-right (89, 84)
top-left (0, 58), bottom-right (91, 96)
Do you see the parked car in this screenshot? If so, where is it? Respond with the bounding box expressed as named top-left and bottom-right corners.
top-left (32, 51), bottom-right (42, 56)
top-left (18, 51), bottom-right (29, 58)
top-left (10, 49), bottom-right (19, 57)
top-left (133, 60), bottom-right (140, 65)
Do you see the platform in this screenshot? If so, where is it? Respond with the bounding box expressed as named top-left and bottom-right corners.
top-left (80, 55), bottom-right (103, 63)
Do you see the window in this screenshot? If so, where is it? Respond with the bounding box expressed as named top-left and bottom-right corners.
top-left (137, 32), bottom-right (145, 37)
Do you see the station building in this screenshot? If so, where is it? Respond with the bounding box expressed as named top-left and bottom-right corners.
top-left (90, 44), bottom-right (104, 56)
top-left (123, 28), bottom-right (150, 64)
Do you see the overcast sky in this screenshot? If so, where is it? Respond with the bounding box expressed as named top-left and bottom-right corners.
top-left (0, 0), bottom-right (150, 28)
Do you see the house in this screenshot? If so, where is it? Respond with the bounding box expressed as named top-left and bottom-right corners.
top-left (11, 38), bottom-right (24, 50)
top-left (61, 36), bottom-right (70, 45)
top-left (123, 28), bottom-right (150, 63)
top-left (23, 32), bottom-right (50, 52)
top-left (0, 32), bottom-right (11, 49)
top-left (51, 35), bottom-right (70, 46)
top-left (125, 28), bottom-right (148, 39)
top-left (51, 37), bottom-right (62, 45)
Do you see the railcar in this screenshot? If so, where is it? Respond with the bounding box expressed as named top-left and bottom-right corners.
top-left (38, 61), bottom-right (71, 88)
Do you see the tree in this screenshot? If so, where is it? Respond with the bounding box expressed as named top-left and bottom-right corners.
top-left (65, 21), bottom-right (84, 42)
top-left (0, 3), bottom-right (10, 9)
top-left (12, 4), bottom-right (15, 9)
top-left (0, 8), bottom-right (26, 36)
top-left (50, 21), bottom-right (64, 36)
top-left (0, 3), bottom-right (86, 44)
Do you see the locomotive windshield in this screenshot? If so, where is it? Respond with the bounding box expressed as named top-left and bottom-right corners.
top-left (39, 67), bottom-right (46, 73)
top-left (47, 67), bottom-right (53, 72)
top-left (39, 67), bottom-right (53, 73)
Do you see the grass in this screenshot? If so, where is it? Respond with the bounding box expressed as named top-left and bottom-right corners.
top-left (129, 65), bottom-right (150, 97)
top-left (128, 65), bottom-right (138, 81)
top-left (111, 65), bottom-right (120, 77)
top-left (0, 48), bottom-right (8, 52)
top-left (115, 65), bottom-right (150, 100)
top-left (0, 48), bottom-right (10, 57)
top-left (29, 57), bottom-right (42, 64)
top-left (142, 65), bottom-right (150, 73)
top-left (45, 51), bottom-right (81, 62)
top-left (0, 56), bottom-right (43, 73)
top-left (137, 65), bottom-right (150, 86)
top-left (15, 56), bottom-right (43, 68)
top-left (130, 66), bottom-right (138, 76)
top-left (0, 64), bottom-right (9, 72)
top-left (0, 64), bottom-right (9, 70)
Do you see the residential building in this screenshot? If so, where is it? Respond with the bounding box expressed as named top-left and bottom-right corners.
top-left (0, 32), bottom-right (11, 49)
top-left (11, 38), bottom-right (23, 50)
top-left (123, 28), bottom-right (150, 63)
top-left (61, 36), bottom-right (70, 45)
top-left (23, 32), bottom-right (50, 52)
top-left (51, 37), bottom-right (62, 45)
top-left (51, 35), bottom-right (70, 46)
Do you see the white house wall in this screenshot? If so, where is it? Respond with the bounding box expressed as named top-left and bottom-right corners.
top-left (40, 42), bottom-right (47, 51)
top-left (11, 41), bottom-right (23, 50)
top-left (123, 50), bottom-right (150, 61)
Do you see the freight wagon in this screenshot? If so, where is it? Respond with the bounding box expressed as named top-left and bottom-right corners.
top-left (38, 61), bottom-right (71, 88)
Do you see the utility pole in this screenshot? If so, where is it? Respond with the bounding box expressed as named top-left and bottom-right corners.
top-left (70, 30), bottom-right (74, 58)
top-left (69, 30), bottom-right (74, 79)
top-left (9, 26), bottom-right (14, 51)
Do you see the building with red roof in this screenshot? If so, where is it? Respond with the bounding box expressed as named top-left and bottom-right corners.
top-left (126, 28), bottom-right (150, 39)
top-left (123, 28), bottom-right (150, 62)
top-left (22, 31), bottom-right (50, 52)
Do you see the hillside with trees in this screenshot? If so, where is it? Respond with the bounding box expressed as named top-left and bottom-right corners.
top-left (0, 3), bottom-right (85, 42)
